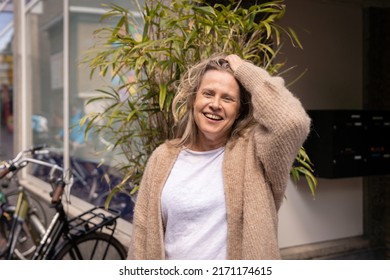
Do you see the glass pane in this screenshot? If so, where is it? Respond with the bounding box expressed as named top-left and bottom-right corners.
top-left (26, 0), bottom-right (64, 149)
top-left (0, 11), bottom-right (13, 52)
top-left (26, 1), bottom-right (67, 203)
top-left (27, 0), bottom-right (143, 223)
top-left (0, 1), bottom-right (14, 160)
top-left (67, 0), bottom-right (143, 223)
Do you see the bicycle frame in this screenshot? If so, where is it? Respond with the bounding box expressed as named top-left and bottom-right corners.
top-left (8, 189), bottom-right (30, 257)
top-left (32, 198), bottom-right (68, 260)
top-left (1, 187), bottom-right (46, 259)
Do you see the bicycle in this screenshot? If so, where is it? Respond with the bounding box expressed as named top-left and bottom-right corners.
top-left (0, 145), bottom-right (127, 260)
top-left (0, 148), bottom-right (48, 259)
top-left (31, 147), bottom-right (135, 223)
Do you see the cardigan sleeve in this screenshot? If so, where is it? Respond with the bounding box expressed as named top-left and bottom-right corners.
top-left (234, 62), bottom-right (311, 209)
top-left (127, 147), bottom-right (158, 259)
top-left (127, 142), bottom-right (179, 259)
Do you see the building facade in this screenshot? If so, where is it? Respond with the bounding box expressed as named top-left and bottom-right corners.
top-left (1, 0), bottom-right (390, 259)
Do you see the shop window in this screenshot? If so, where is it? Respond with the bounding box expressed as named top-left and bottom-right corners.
top-left (25, 0), bottom-right (142, 223)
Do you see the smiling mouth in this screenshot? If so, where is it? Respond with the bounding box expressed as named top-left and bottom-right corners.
top-left (204, 113), bottom-right (223, 121)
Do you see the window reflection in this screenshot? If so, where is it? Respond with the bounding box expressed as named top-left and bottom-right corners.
top-left (0, 1), bottom-right (14, 146)
top-left (27, 0), bottom-right (142, 223)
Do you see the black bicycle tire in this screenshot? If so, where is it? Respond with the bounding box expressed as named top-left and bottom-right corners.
top-left (0, 190), bottom-right (48, 259)
top-left (52, 232), bottom-right (127, 260)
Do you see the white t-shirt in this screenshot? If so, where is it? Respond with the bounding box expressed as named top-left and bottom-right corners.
top-left (161, 147), bottom-right (227, 260)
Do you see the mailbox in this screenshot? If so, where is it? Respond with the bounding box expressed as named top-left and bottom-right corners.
top-left (304, 110), bottom-right (390, 178)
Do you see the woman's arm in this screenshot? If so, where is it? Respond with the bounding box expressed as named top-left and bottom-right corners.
top-left (226, 55), bottom-right (311, 208)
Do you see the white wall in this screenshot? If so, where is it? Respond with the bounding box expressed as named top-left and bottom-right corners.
top-left (277, 0), bottom-right (364, 248)
top-left (279, 179), bottom-right (363, 248)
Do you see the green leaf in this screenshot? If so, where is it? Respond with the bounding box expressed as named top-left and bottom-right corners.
top-left (159, 82), bottom-right (167, 111)
top-left (288, 27), bottom-right (303, 49)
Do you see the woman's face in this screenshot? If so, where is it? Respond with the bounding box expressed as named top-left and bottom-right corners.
top-left (193, 69), bottom-right (240, 149)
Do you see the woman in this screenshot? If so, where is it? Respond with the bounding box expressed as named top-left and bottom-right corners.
top-left (128, 54), bottom-right (311, 260)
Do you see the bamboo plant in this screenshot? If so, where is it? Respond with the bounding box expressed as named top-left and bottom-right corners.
top-left (81, 0), bottom-right (317, 203)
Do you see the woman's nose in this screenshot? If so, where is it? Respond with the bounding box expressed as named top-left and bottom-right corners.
top-left (209, 97), bottom-right (221, 109)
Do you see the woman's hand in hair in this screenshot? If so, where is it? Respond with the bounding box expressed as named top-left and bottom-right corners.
top-left (225, 54), bottom-right (244, 72)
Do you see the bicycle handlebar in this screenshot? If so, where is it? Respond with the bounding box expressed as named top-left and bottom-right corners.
top-left (11, 144), bottom-right (49, 163)
top-left (0, 144), bottom-right (72, 195)
top-left (0, 144), bottom-right (53, 179)
top-left (51, 179), bottom-right (66, 205)
top-left (0, 145), bottom-right (75, 207)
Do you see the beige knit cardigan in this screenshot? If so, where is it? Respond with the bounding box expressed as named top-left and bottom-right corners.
top-left (128, 62), bottom-right (311, 260)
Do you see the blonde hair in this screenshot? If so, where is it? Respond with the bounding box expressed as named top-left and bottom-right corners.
top-left (172, 54), bottom-right (254, 147)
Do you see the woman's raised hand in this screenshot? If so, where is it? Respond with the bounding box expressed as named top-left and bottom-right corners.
top-left (225, 54), bottom-right (244, 72)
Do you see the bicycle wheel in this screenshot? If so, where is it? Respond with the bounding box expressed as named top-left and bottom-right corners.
top-left (5, 190), bottom-right (48, 227)
top-left (0, 190), bottom-right (48, 259)
top-left (53, 232), bottom-right (127, 260)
